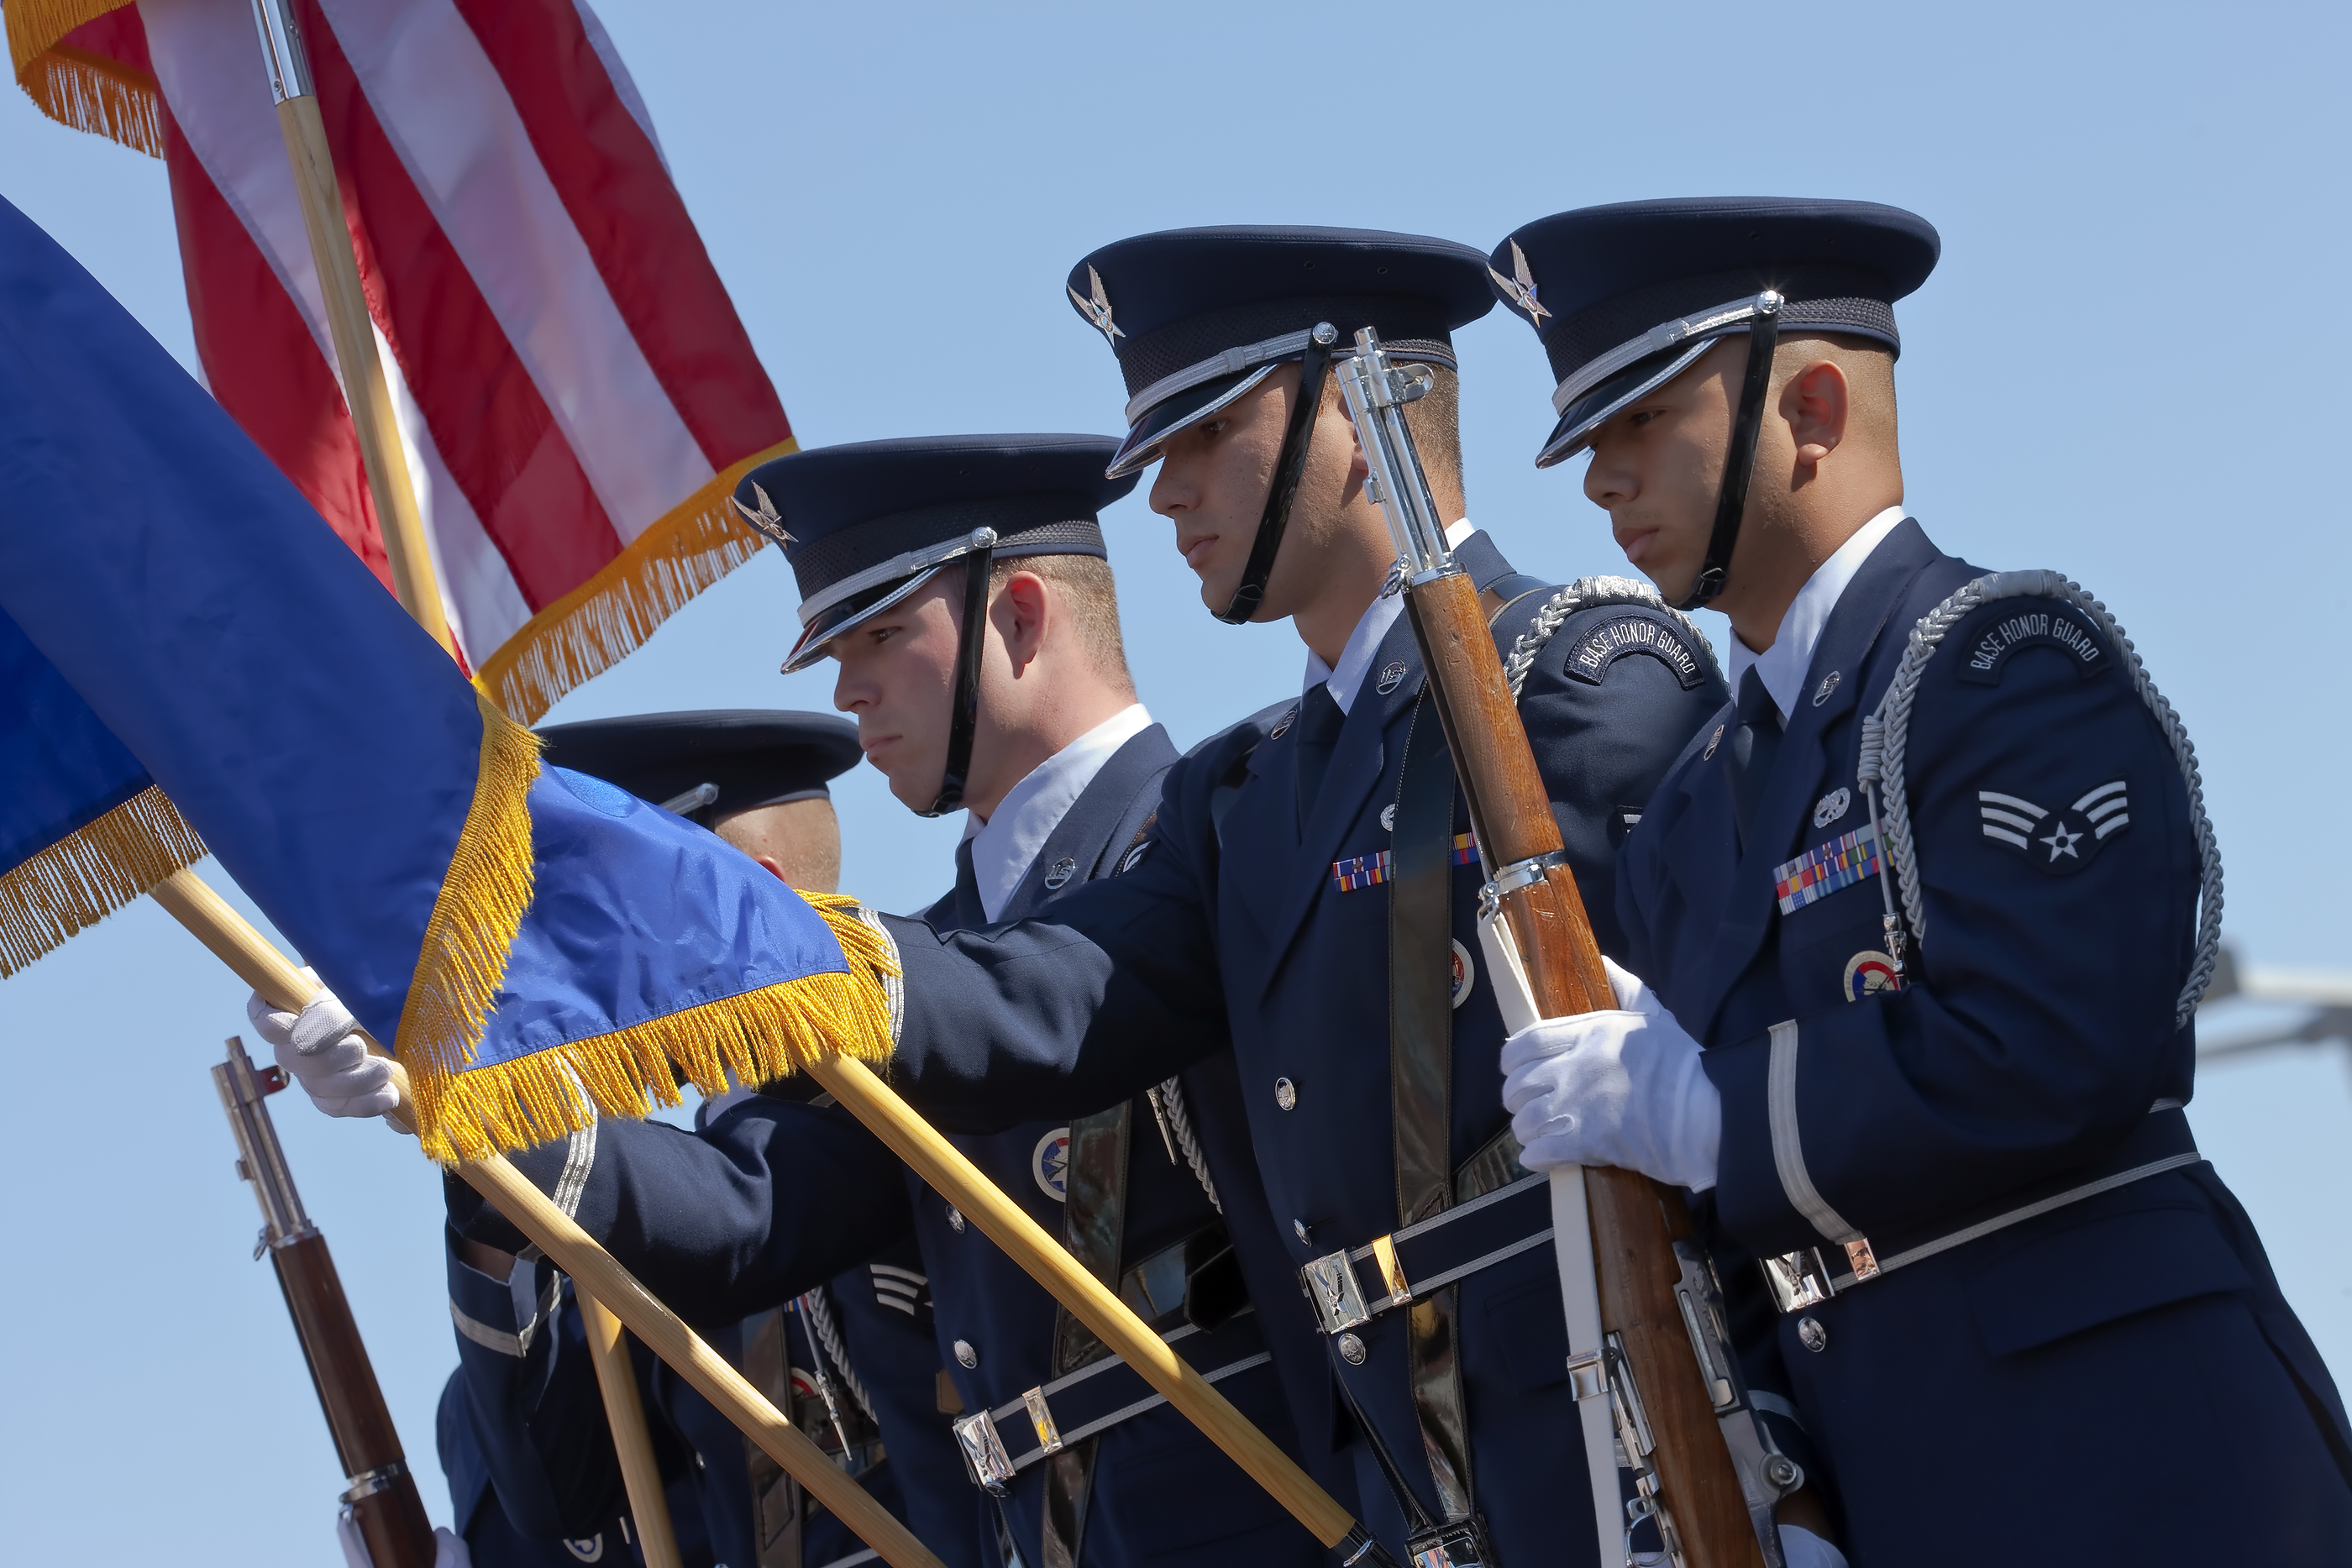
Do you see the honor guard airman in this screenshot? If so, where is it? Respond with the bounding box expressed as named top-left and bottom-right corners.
top-left (437, 438), bottom-right (1328, 1568)
top-left (1487, 197), bottom-right (2352, 1564)
top-left (320, 711), bottom-right (970, 1568)
top-left (785, 230), bottom-right (1744, 1567)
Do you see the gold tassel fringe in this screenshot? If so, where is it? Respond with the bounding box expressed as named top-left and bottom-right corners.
top-left (8, 3), bottom-right (163, 160)
top-left (474, 440), bottom-right (798, 725)
top-left (0, 784), bottom-right (205, 976)
top-left (413, 893), bottom-right (902, 1163)
top-left (394, 689), bottom-right (543, 1099)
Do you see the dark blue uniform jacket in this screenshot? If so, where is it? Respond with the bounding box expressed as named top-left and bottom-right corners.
top-left (849, 542), bottom-right (1731, 1565)
top-left (1620, 518), bottom-right (2352, 1563)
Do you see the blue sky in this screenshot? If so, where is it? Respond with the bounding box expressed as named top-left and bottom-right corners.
top-left (2, 2), bottom-right (2347, 1560)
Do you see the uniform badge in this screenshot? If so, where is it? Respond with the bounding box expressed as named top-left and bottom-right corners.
top-left (1487, 239), bottom-right (1551, 326)
top-left (1450, 938), bottom-right (1476, 1009)
top-left (1978, 781), bottom-right (2129, 873)
top-left (727, 480), bottom-right (795, 548)
top-left (1957, 606), bottom-right (2108, 684)
top-left (1269, 705), bottom-right (1298, 740)
top-left (1032, 1129), bottom-right (1071, 1202)
top-left (1842, 950), bottom-right (1900, 1000)
top-left (1562, 615), bottom-right (1706, 690)
top-left (1702, 724), bottom-right (1725, 761)
top-left (1068, 265), bottom-right (1124, 344)
top-left (1117, 839), bottom-right (1152, 874)
top-left (1332, 832), bottom-right (1477, 891)
top-left (1042, 856), bottom-right (1078, 889)
top-left (563, 1538), bottom-right (606, 1563)
top-left (1812, 670), bottom-right (1840, 706)
top-left (1380, 803), bottom-right (1397, 832)
top-left (1812, 788), bottom-right (1851, 829)
top-left (1772, 822), bottom-right (1884, 915)
top-left (1376, 661), bottom-right (1408, 695)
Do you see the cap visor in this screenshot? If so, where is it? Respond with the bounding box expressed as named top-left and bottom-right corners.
top-left (782, 564), bottom-right (945, 672)
top-left (1105, 365), bottom-right (1277, 479)
top-left (1534, 339), bottom-right (1720, 469)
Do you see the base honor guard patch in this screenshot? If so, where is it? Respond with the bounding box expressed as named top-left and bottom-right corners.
top-left (1773, 822), bottom-right (1884, 915)
top-left (1957, 607), bottom-right (2108, 684)
top-left (1333, 831), bottom-right (1477, 891)
top-left (1562, 616), bottom-right (1707, 690)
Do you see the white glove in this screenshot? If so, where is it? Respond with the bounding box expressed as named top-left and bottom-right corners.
top-left (1499, 956), bottom-right (1721, 1190)
top-left (1778, 1523), bottom-right (1847, 1568)
top-left (336, 1513), bottom-right (471, 1568)
top-left (246, 976), bottom-right (401, 1120)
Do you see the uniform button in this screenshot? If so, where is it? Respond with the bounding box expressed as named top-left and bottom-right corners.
top-left (1797, 1316), bottom-right (1828, 1354)
top-left (954, 1339), bottom-right (979, 1369)
top-left (1294, 1219), bottom-right (1312, 1245)
top-left (1337, 1332), bottom-right (1367, 1365)
top-left (1274, 1078), bottom-right (1297, 1110)
top-left (947, 1205), bottom-right (966, 1235)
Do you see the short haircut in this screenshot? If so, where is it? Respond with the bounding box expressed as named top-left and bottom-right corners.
top-left (1776, 332), bottom-right (1898, 449)
top-left (713, 795), bottom-right (841, 892)
top-left (990, 551), bottom-right (1135, 692)
top-left (1322, 362), bottom-right (1464, 505)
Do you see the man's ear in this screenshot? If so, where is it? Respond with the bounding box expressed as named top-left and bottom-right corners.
top-left (1783, 358), bottom-right (1851, 466)
top-left (996, 569), bottom-right (1050, 673)
top-left (751, 852), bottom-right (787, 882)
top-left (1331, 384), bottom-right (1372, 484)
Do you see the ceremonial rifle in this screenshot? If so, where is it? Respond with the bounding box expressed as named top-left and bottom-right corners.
top-left (214, 1034), bottom-right (437, 1568)
top-left (1332, 327), bottom-right (1800, 1568)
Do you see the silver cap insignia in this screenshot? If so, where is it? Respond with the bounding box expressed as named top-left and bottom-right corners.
top-left (727, 480), bottom-right (795, 548)
top-left (1488, 240), bottom-right (1551, 327)
top-left (1068, 265), bottom-right (1124, 344)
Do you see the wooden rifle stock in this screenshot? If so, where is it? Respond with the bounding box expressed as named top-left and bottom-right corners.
top-left (214, 1037), bottom-right (436, 1568)
top-left (1407, 575), bottom-right (1762, 1568)
top-left (1331, 323), bottom-right (1763, 1568)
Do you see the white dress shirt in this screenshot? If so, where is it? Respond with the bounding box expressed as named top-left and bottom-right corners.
top-left (1725, 506), bottom-right (1908, 725)
top-left (1303, 518), bottom-right (1478, 714)
top-left (962, 702), bottom-right (1154, 921)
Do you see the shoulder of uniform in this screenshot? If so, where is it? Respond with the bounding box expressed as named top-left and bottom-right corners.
top-left (1903, 569), bottom-right (2124, 691)
top-left (1499, 574), bottom-right (1723, 700)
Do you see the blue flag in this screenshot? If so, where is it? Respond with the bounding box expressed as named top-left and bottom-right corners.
top-left (0, 196), bottom-right (891, 1162)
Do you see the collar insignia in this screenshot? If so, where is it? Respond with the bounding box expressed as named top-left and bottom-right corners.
top-left (1068, 265), bottom-right (1124, 344)
top-left (728, 481), bottom-right (795, 548)
top-left (1488, 240), bottom-right (1551, 327)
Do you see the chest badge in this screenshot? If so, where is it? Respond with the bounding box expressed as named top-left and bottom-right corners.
top-left (1978, 781), bottom-right (2129, 873)
top-left (1772, 822), bottom-right (1885, 915)
top-left (1032, 1129), bottom-right (1070, 1202)
top-left (1812, 788), bottom-right (1851, 829)
top-left (1376, 661), bottom-right (1408, 695)
top-left (1812, 671), bottom-right (1841, 707)
top-left (1117, 840), bottom-right (1151, 874)
top-left (1332, 831), bottom-right (1478, 891)
top-left (1380, 803), bottom-right (1397, 832)
top-left (1702, 724), bottom-right (1725, 762)
top-left (1450, 939), bottom-right (1476, 1009)
top-left (1842, 950), bottom-right (1901, 1001)
top-left (1269, 706), bottom-right (1298, 740)
top-left (1042, 856), bottom-right (1078, 889)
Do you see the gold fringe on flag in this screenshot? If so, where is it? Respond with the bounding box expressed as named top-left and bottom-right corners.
top-left (412, 894), bottom-right (902, 1164)
top-left (393, 687), bottom-right (544, 1105)
top-left (475, 441), bottom-right (799, 726)
top-left (7, 1), bottom-right (162, 159)
top-left (0, 784), bottom-right (206, 976)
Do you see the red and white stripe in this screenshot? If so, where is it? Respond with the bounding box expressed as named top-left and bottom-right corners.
top-left (108, 0), bottom-right (790, 693)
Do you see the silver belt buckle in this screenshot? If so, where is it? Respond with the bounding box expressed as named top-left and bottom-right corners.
top-left (953, 1410), bottom-right (1016, 1494)
top-left (1301, 1249), bottom-right (1372, 1335)
top-left (1761, 1247), bottom-right (1837, 1314)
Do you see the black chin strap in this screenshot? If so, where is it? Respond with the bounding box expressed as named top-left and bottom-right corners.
top-left (921, 528), bottom-right (998, 817)
top-left (1672, 291), bottom-right (1782, 612)
top-left (1215, 323), bottom-right (1340, 626)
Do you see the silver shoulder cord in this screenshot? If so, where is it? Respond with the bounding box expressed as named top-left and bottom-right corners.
top-left (1857, 569), bottom-right (2224, 1025)
top-left (797, 1285), bottom-right (876, 1423)
top-left (1500, 577), bottom-right (1723, 701)
top-left (1150, 1077), bottom-right (1222, 1213)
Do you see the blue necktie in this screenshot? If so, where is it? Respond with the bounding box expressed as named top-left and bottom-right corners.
top-left (1729, 667), bottom-right (1783, 853)
top-left (1293, 683), bottom-right (1347, 831)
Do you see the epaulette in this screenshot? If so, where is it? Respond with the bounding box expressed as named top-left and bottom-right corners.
top-left (1497, 575), bottom-right (1722, 702)
top-left (1856, 569), bottom-right (2222, 1025)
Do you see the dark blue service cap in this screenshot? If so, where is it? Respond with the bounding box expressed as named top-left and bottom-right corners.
top-left (1488, 197), bottom-right (1940, 466)
top-left (1066, 226), bottom-right (1497, 477)
top-left (534, 710), bottom-right (861, 821)
top-left (731, 434), bottom-right (1137, 672)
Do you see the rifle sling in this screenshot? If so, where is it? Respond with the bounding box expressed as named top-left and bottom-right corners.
top-left (1043, 1098), bottom-right (1132, 1563)
top-left (1389, 690), bottom-right (1480, 1526)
